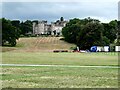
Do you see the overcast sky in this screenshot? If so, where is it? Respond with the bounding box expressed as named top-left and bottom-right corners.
top-left (1, 0), bottom-right (120, 23)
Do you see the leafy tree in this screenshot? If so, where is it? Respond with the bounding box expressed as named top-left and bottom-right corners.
top-left (11, 20), bottom-right (20, 28)
top-left (117, 21), bottom-right (120, 45)
top-left (102, 36), bottom-right (110, 46)
top-left (102, 20), bottom-right (117, 44)
top-left (2, 18), bottom-right (20, 46)
top-left (62, 18), bottom-right (81, 43)
top-left (62, 17), bottom-right (104, 50)
top-left (20, 20), bottom-right (32, 36)
top-left (77, 20), bottom-right (104, 49)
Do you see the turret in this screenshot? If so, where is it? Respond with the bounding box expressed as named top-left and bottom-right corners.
top-left (32, 22), bottom-right (36, 35)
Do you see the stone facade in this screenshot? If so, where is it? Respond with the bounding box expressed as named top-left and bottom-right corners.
top-left (33, 18), bottom-right (67, 36)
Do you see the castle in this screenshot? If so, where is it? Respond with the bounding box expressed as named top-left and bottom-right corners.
top-left (33, 17), bottom-right (68, 36)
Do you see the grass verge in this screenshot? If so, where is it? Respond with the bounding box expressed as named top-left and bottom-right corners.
top-left (1, 66), bottom-right (118, 88)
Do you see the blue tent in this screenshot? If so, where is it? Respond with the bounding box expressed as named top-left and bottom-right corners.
top-left (90, 46), bottom-right (97, 52)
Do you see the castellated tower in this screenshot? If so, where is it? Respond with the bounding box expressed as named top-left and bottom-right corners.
top-left (33, 20), bottom-right (47, 35)
top-left (33, 22), bottom-right (39, 35)
top-left (33, 22), bottom-right (36, 35)
top-left (38, 21), bottom-right (46, 34)
top-left (32, 17), bottom-right (68, 36)
top-left (51, 22), bottom-right (55, 35)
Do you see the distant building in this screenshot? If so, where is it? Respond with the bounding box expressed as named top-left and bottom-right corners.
top-left (33, 17), bottom-right (68, 36)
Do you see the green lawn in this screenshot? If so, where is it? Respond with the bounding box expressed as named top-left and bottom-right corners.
top-left (2, 52), bottom-right (118, 66)
top-left (1, 37), bottom-right (119, 88)
top-left (1, 52), bottom-right (119, 88)
top-left (1, 66), bottom-right (118, 88)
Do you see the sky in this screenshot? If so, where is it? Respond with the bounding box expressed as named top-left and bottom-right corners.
top-left (1, 0), bottom-right (120, 23)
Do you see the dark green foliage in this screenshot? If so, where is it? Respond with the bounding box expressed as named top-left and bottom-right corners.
top-left (102, 20), bottom-right (117, 43)
top-left (2, 18), bottom-right (20, 46)
top-left (117, 21), bottom-right (120, 45)
top-left (62, 17), bottom-right (118, 50)
top-left (20, 20), bottom-right (32, 36)
top-left (2, 18), bottom-right (33, 47)
top-left (60, 17), bottom-right (64, 21)
top-left (102, 36), bottom-right (110, 46)
top-left (77, 20), bottom-right (103, 49)
top-left (62, 18), bottom-right (81, 43)
top-left (11, 20), bottom-right (20, 28)
top-left (62, 18), bottom-right (104, 49)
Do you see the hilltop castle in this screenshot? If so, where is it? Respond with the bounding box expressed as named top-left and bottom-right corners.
top-left (33, 17), bottom-right (68, 36)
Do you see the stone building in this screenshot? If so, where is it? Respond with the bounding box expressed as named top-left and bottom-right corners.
top-left (33, 17), bottom-right (68, 36)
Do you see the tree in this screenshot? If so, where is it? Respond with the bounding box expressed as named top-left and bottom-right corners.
top-left (117, 21), bottom-right (120, 45)
top-left (20, 20), bottom-right (32, 36)
top-left (11, 20), bottom-right (20, 28)
top-left (2, 18), bottom-right (20, 46)
top-left (102, 20), bottom-right (117, 44)
top-left (62, 18), bottom-right (81, 43)
top-left (60, 17), bottom-right (64, 21)
top-left (62, 17), bottom-right (104, 50)
top-left (77, 20), bottom-right (104, 49)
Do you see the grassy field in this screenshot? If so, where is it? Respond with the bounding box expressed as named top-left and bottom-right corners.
top-left (2, 52), bottom-right (118, 66)
top-left (1, 66), bottom-right (118, 88)
top-left (2, 37), bottom-right (75, 52)
top-left (1, 37), bottom-right (119, 88)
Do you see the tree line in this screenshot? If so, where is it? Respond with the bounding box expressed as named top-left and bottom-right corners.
top-left (1, 18), bottom-right (33, 46)
top-left (1, 17), bottom-right (120, 48)
top-left (62, 17), bottom-right (119, 50)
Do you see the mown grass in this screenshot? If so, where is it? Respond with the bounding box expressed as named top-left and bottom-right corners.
top-left (1, 37), bottom-right (119, 88)
top-left (2, 52), bottom-right (118, 66)
top-left (1, 51), bottom-right (119, 88)
top-left (1, 66), bottom-right (118, 88)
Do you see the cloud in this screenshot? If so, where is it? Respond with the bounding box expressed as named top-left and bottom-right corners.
top-left (118, 1), bottom-right (120, 20)
top-left (2, 0), bottom-right (120, 3)
top-left (0, 3), bottom-right (2, 18)
top-left (2, 2), bottom-right (118, 23)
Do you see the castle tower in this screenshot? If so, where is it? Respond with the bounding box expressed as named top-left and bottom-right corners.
top-left (51, 22), bottom-right (55, 35)
top-left (37, 21), bottom-right (47, 35)
top-left (33, 22), bottom-right (35, 35)
top-left (33, 22), bottom-right (37, 35)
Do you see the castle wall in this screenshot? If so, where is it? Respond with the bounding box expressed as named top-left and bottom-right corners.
top-left (33, 22), bottom-right (36, 35)
top-left (53, 26), bottom-right (63, 35)
top-left (34, 26), bottom-right (38, 34)
top-left (38, 23), bottom-right (44, 34)
top-left (32, 18), bottom-right (67, 36)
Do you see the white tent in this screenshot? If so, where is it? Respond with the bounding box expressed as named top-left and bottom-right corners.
top-left (115, 46), bottom-right (120, 52)
top-left (104, 46), bottom-right (109, 52)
